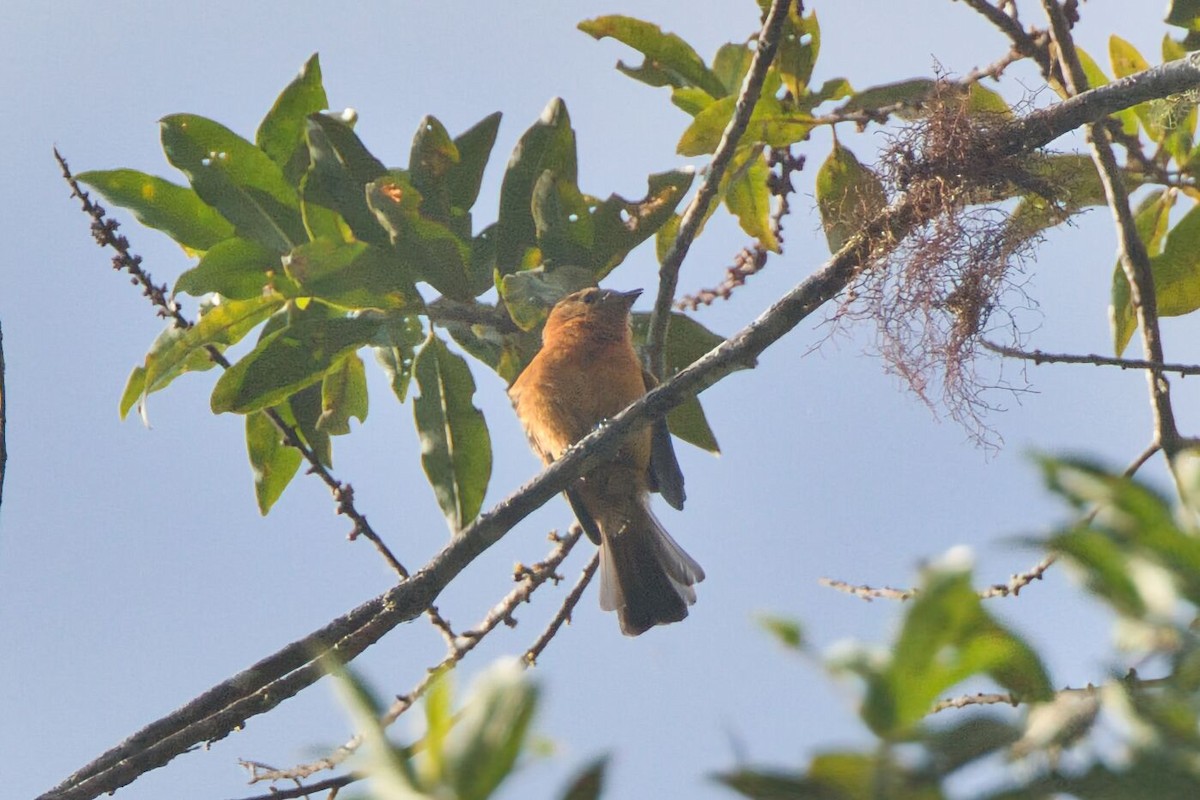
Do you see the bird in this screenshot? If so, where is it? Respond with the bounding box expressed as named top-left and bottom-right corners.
top-left (508, 286), bottom-right (704, 636)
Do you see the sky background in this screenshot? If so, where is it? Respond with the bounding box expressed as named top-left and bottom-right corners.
top-left (0, 2), bottom-right (1185, 799)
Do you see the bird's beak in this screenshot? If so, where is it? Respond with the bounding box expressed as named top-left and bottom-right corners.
top-left (605, 288), bottom-right (643, 309)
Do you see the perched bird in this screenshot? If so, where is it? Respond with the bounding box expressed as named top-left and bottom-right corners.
top-left (508, 286), bottom-right (704, 636)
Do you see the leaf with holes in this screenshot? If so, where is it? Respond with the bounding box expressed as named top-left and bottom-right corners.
top-left (161, 114), bottom-right (306, 253)
top-left (578, 16), bottom-right (726, 98)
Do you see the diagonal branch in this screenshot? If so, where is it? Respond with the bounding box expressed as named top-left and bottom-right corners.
top-left (645, 0), bottom-right (792, 379)
top-left (39, 53), bottom-right (1200, 800)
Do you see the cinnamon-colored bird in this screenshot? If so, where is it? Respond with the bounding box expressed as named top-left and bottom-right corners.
top-left (508, 287), bottom-right (704, 635)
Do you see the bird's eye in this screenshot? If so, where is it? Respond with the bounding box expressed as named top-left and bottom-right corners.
top-left (581, 290), bottom-right (598, 305)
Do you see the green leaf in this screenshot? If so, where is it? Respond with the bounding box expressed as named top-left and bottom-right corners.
top-left (372, 314), bottom-right (424, 403)
top-left (409, 114), bottom-right (460, 224)
top-left (1041, 458), bottom-right (1200, 608)
top-left (366, 175), bottom-right (474, 300)
top-left (496, 98), bottom-right (577, 273)
top-left (725, 149), bottom-right (780, 252)
top-left (246, 408), bottom-right (302, 514)
top-left (211, 312), bottom-right (380, 414)
top-left (862, 566), bottom-right (1053, 738)
top-left (678, 95), bottom-right (815, 156)
top-left (449, 111), bottom-right (502, 213)
top-left (1110, 36), bottom-right (1163, 142)
top-left (559, 757), bottom-right (608, 800)
top-left (289, 373), bottom-right (331, 470)
top-left (256, 53), bottom-right (328, 187)
top-left (630, 312), bottom-right (725, 453)
top-left (671, 86), bottom-right (717, 116)
top-left (1111, 189), bottom-right (1174, 355)
top-left (1113, 193), bottom-right (1200, 355)
top-left (76, 169), bottom-right (235, 252)
top-left (715, 768), bottom-right (813, 799)
top-left (421, 668), bottom-right (455, 786)
top-left (578, 16), bottom-right (726, 98)
top-left (284, 238), bottom-right (422, 311)
top-left (160, 114), bottom-right (306, 253)
top-left (1048, 527), bottom-right (1148, 618)
top-left (1007, 153), bottom-right (1111, 245)
top-left (318, 352), bottom-right (368, 435)
top-left (816, 140), bottom-right (887, 254)
top-left (446, 660), bottom-right (538, 800)
top-left (532, 170), bottom-right (594, 267)
top-left (924, 715), bottom-right (1021, 777)
top-left (777, 8), bottom-right (820, 99)
top-left (303, 112), bottom-right (389, 243)
top-left (327, 662), bottom-right (420, 798)
top-left (499, 266), bottom-right (597, 332)
top-left (1167, 0), bottom-right (1200, 30)
top-left (589, 169), bottom-right (694, 279)
top-left (142, 295), bottom-right (284, 403)
top-left (839, 78), bottom-right (935, 116)
top-left (413, 333), bottom-right (492, 532)
top-left (757, 614), bottom-right (805, 650)
top-left (175, 237), bottom-right (279, 299)
top-left (119, 365), bottom-right (147, 421)
top-left (711, 43), bottom-right (752, 96)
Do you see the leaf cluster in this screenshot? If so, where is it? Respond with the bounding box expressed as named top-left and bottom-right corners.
top-left (79, 54), bottom-right (721, 528)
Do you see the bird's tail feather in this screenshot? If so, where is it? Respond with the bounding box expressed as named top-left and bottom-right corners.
top-left (599, 501), bottom-right (704, 636)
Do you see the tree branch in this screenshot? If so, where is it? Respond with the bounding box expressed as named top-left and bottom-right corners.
top-left (983, 340), bottom-right (1200, 375)
top-left (40, 54), bottom-right (1200, 800)
top-left (645, 0), bottom-right (792, 378)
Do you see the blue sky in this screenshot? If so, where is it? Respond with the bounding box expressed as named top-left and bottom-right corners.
top-left (0, 2), bottom-right (1183, 799)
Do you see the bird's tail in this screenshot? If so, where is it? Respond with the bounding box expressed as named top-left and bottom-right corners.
top-left (598, 500), bottom-right (704, 636)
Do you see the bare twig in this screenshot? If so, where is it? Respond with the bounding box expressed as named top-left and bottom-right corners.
top-left (931, 670), bottom-right (1173, 714)
top-left (818, 578), bottom-right (916, 602)
top-left (983, 340), bottom-right (1200, 375)
top-left (55, 149), bottom-right (409, 580)
top-left (41, 56), bottom-right (1200, 800)
top-left (646, 0), bottom-right (792, 378)
top-left (230, 773), bottom-right (353, 800)
top-left (524, 551), bottom-right (601, 666)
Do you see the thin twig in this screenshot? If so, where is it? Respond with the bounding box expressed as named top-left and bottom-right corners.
top-left (55, 149), bottom-right (409, 580)
top-left (229, 773), bottom-right (354, 800)
top-left (983, 340), bottom-right (1200, 375)
top-left (930, 670), bottom-right (1172, 714)
top-left (248, 528), bottom-right (583, 785)
top-left (818, 579), bottom-right (915, 602)
top-left (41, 56), bottom-right (1200, 800)
top-left (524, 551), bottom-right (600, 666)
top-left (646, 0), bottom-right (792, 378)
